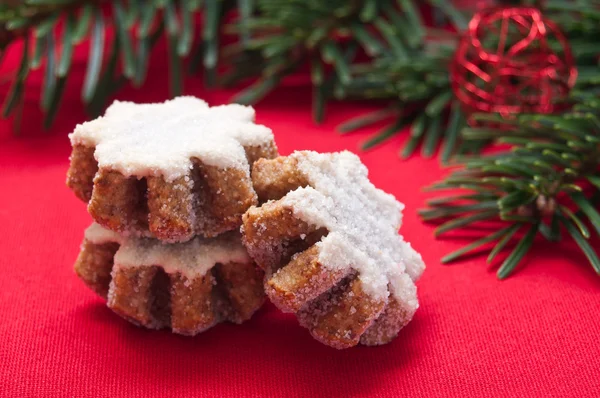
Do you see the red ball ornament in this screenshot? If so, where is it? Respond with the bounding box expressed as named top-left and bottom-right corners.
top-left (450, 7), bottom-right (577, 115)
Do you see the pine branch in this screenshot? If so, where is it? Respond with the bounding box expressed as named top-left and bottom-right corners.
top-left (0, 0), bottom-right (235, 127)
top-left (336, 43), bottom-right (465, 161)
top-left (222, 0), bottom-right (476, 156)
top-left (224, 0), bottom-right (378, 118)
top-left (421, 94), bottom-right (600, 279)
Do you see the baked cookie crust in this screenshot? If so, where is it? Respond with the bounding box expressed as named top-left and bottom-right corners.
top-left (75, 223), bottom-right (265, 335)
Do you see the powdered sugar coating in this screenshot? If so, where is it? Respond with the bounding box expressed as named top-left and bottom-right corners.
top-left (281, 151), bottom-right (425, 301)
top-left (69, 96), bottom-right (274, 182)
top-left (85, 222), bottom-right (123, 244)
top-left (84, 223), bottom-right (250, 279)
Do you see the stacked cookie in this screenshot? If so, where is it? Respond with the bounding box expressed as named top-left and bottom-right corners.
top-left (68, 97), bottom-right (275, 335)
top-left (68, 96), bottom-right (425, 349)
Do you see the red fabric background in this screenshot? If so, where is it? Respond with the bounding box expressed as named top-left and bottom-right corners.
top-left (1, 36), bottom-right (599, 398)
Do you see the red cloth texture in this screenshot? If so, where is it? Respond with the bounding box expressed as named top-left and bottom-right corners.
top-left (1, 38), bottom-right (599, 398)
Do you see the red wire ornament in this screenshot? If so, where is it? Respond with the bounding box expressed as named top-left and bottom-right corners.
top-left (450, 7), bottom-right (578, 115)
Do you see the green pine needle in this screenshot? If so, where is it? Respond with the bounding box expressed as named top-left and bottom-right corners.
top-left (2, 35), bottom-right (29, 118)
top-left (337, 108), bottom-right (396, 134)
top-left (562, 216), bottom-right (600, 275)
top-left (497, 223), bottom-right (538, 279)
top-left (441, 225), bottom-right (519, 264)
top-left (487, 224), bottom-right (522, 264)
top-left (82, 8), bottom-right (103, 102)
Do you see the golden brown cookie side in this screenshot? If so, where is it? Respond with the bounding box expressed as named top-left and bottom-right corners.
top-left (242, 202), bottom-right (317, 244)
top-left (251, 156), bottom-right (309, 203)
top-left (87, 161), bottom-right (261, 241)
top-left (88, 170), bottom-right (149, 233)
top-left (170, 272), bottom-right (220, 335)
top-left (242, 201), bottom-right (322, 272)
top-left (201, 164), bottom-right (258, 234)
top-left (107, 265), bottom-right (162, 329)
top-left (297, 275), bottom-right (386, 349)
top-left (75, 233), bottom-right (265, 335)
top-left (360, 294), bottom-right (412, 346)
top-left (189, 159), bottom-right (213, 236)
top-left (244, 141), bottom-right (279, 166)
top-left (266, 245), bottom-right (349, 313)
top-left (149, 268), bottom-right (172, 328)
top-left (74, 240), bottom-right (119, 299)
top-left (106, 263), bottom-right (265, 335)
top-left (67, 144), bottom-right (98, 202)
top-left (147, 175), bottom-right (195, 242)
top-left (214, 262), bottom-right (266, 324)
top-left (109, 264), bottom-right (221, 334)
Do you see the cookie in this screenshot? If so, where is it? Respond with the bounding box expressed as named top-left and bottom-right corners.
top-left (67, 97), bottom-right (278, 242)
top-left (75, 223), bottom-right (265, 335)
top-left (242, 151), bottom-right (425, 349)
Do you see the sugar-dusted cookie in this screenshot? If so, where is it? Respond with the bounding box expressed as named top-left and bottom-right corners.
top-left (242, 151), bottom-right (425, 349)
top-left (67, 97), bottom-right (278, 242)
top-left (75, 223), bottom-right (265, 335)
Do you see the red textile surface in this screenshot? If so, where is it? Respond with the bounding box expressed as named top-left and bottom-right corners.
top-left (1, 38), bottom-right (599, 398)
